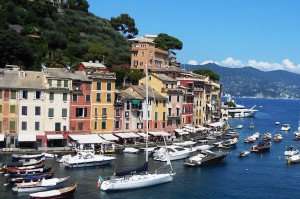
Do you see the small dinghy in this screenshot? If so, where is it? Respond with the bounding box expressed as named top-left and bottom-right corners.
top-left (12, 177), bottom-right (69, 193)
top-left (273, 134), bottom-right (283, 142)
top-left (29, 183), bottom-right (77, 199)
top-left (123, 147), bottom-right (139, 154)
top-left (236, 124), bottom-right (243, 129)
top-left (275, 121), bottom-right (280, 125)
top-left (239, 151), bottom-right (250, 158)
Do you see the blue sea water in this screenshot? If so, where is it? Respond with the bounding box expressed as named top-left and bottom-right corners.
top-left (1, 98), bottom-right (300, 199)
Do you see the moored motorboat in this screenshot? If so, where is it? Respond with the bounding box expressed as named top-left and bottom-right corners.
top-left (287, 154), bottom-right (300, 164)
top-left (217, 138), bottom-right (238, 149)
top-left (7, 167), bottom-right (51, 178)
top-left (225, 131), bottom-right (239, 138)
top-left (263, 133), bottom-right (272, 141)
top-left (281, 124), bottom-right (291, 131)
top-left (250, 141), bottom-right (271, 153)
top-left (273, 134), bottom-right (283, 142)
top-left (239, 151), bottom-right (250, 158)
top-left (123, 147), bottom-right (139, 154)
top-left (184, 150), bottom-right (228, 167)
top-left (29, 183), bottom-right (77, 199)
top-left (12, 177), bottom-right (69, 193)
top-left (284, 146), bottom-right (299, 157)
top-left (63, 152), bottom-right (115, 168)
top-left (8, 172), bottom-right (54, 185)
top-left (244, 132), bottom-right (260, 143)
top-left (275, 121), bottom-right (280, 125)
top-left (12, 154), bottom-right (45, 162)
top-left (236, 124), bottom-right (243, 129)
top-left (5, 159), bottom-right (44, 168)
top-left (153, 145), bottom-right (191, 161)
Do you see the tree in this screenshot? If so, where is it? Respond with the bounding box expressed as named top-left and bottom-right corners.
top-left (110, 14), bottom-right (138, 39)
top-left (154, 33), bottom-right (183, 51)
top-left (67, 0), bottom-right (89, 12)
top-left (193, 69), bottom-right (220, 81)
top-left (84, 43), bottom-right (109, 62)
top-left (0, 30), bottom-right (34, 68)
top-left (112, 67), bottom-right (145, 88)
top-left (44, 31), bottom-right (67, 60)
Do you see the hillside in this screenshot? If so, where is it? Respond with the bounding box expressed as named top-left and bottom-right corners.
top-left (184, 63), bottom-right (300, 99)
top-left (0, 0), bottom-right (130, 70)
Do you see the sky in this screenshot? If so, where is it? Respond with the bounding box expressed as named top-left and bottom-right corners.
top-left (88, 0), bottom-right (300, 73)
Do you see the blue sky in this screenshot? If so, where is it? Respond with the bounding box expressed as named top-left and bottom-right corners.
top-left (88, 0), bottom-right (300, 73)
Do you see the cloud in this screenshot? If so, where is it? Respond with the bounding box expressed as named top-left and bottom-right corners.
top-left (197, 57), bottom-right (300, 74)
top-left (187, 60), bottom-right (198, 65)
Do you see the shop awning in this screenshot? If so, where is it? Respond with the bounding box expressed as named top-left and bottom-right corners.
top-left (18, 134), bottom-right (36, 142)
top-left (47, 134), bottom-right (64, 140)
top-left (69, 134), bottom-right (109, 144)
top-left (149, 131), bottom-right (170, 137)
top-left (0, 134), bottom-right (5, 141)
top-left (137, 133), bottom-right (148, 138)
top-left (175, 129), bottom-right (189, 135)
top-left (115, 132), bottom-right (140, 139)
top-left (100, 134), bottom-right (119, 141)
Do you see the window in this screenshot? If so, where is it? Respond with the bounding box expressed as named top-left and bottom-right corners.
top-left (101, 121), bottom-right (106, 129)
top-left (35, 122), bottom-right (40, 131)
top-left (76, 108), bottom-right (85, 117)
top-left (62, 108), bottom-right (67, 117)
top-left (21, 121), bottom-right (27, 130)
top-left (95, 108), bottom-right (98, 117)
top-left (85, 95), bottom-right (90, 102)
top-left (0, 105), bottom-right (2, 113)
top-left (94, 121), bottom-right (97, 130)
top-left (64, 80), bottom-right (68, 87)
top-left (10, 105), bottom-right (16, 113)
top-left (57, 80), bottom-right (61, 87)
top-left (10, 90), bottom-right (16, 99)
top-left (166, 84), bottom-right (168, 88)
top-left (48, 108), bottom-right (54, 117)
top-left (177, 95), bottom-right (180, 102)
top-left (97, 81), bottom-right (101, 90)
top-left (35, 91), bottom-right (41, 99)
top-left (63, 93), bottom-right (68, 101)
top-left (162, 122), bottom-right (166, 128)
top-left (163, 112), bottom-right (166, 121)
top-left (72, 94), bottom-right (77, 102)
top-left (49, 92), bottom-right (54, 101)
top-left (107, 81), bottom-right (111, 91)
top-left (21, 106), bottom-right (27, 116)
top-left (9, 121), bottom-right (16, 131)
top-left (169, 95), bottom-right (171, 102)
top-left (115, 121), bottom-right (120, 129)
top-left (126, 123), bottom-right (129, 129)
top-left (176, 108), bottom-right (180, 116)
top-left (55, 123), bottom-right (61, 131)
top-left (35, 106), bottom-right (41, 116)
top-left (126, 101), bottom-right (130, 110)
top-left (96, 93), bottom-right (101, 102)
top-left (107, 93), bottom-right (111, 103)
top-left (0, 121), bottom-right (2, 131)
top-left (63, 126), bottom-right (67, 131)
top-left (155, 112), bottom-right (158, 121)
top-left (78, 122), bottom-right (83, 130)
top-left (102, 108), bottom-right (107, 117)
top-left (168, 108), bottom-right (171, 116)
top-left (154, 122), bottom-right (158, 128)
top-left (48, 79), bottom-right (52, 87)
top-left (155, 100), bottom-right (158, 106)
top-left (22, 90), bottom-right (28, 99)
top-left (0, 90), bottom-right (2, 99)
top-left (163, 100), bottom-right (166, 107)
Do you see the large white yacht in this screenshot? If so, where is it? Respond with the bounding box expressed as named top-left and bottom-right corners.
top-left (153, 145), bottom-right (191, 161)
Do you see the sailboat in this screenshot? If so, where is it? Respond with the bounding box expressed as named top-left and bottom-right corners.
top-left (97, 65), bottom-right (174, 192)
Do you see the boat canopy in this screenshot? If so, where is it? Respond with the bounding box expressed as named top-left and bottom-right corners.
top-left (115, 132), bottom-right (140, 139)
top-left (18, 134), bottom-right (36, 142)
top-left (0, 134), bottom-right (4, 141)
top-left (68, 134), bottom-right (109, 144)
top-left (47, 134), bottom-right (64, 140)
top-left (149, 131), bottom-right (170, 137)
top-left (100, 134), bottom-right (119, 141)
top-left (137, 132), bottom-right (147, 138)
top-left (115, 162), bottom-right (148, 177)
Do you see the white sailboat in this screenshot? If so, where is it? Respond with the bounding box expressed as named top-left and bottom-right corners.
top-left (97, 64), bottom-right (174, 192)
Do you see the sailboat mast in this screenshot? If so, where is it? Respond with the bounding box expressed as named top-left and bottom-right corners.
top-left (145, 64), bottom-right (149, 162)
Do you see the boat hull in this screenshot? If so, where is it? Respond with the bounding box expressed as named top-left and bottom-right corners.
top-left (100, 173), bottom-right (173, 191)
top-left (29, 184), bottom-right (77, 199)
top-left (64, 160), bottom-right (113, 168)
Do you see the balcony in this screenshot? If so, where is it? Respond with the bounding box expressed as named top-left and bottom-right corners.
top-left (168, 114), bottom-right (180, 119)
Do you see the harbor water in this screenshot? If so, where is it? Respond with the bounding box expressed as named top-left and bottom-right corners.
top-left (1, 98), bottom-right (300, 199)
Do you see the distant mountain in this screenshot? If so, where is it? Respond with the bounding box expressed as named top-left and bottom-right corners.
top-left (183, 63), bottom-right (300, 99)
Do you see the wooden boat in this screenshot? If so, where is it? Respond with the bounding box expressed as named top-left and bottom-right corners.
top-left (5, 159), bottom-right (44, 168)
top-left (6, 162), bottom-right (44, 172)
top-left (8, 172), bottom-right (54, 185)
top-left (12, 154), bottom-right (45, 162)
top-left (7, 167), bottom-right (51, 178)
top-left (12, 177), bottom-right (69, 193)
top-left (29, 183), bottom-right (77, 199)
top-left (251, 141), bottom-right (271, 153)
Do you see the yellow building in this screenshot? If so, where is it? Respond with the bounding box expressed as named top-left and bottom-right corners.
top-left (89, 72), bottom-right (116, 134)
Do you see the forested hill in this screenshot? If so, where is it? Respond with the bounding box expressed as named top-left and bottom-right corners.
top-left (184, 63), bottom-right (300, 99)
top-left (0, 0), bottom-right (131, 70)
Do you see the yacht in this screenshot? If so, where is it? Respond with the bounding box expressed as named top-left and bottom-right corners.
top-left (63, 152), bottom-right (115, 168)
top-left (123, 147), bottom-right (139, 154)
top-left (273, 134), bottom-right (283, 142)
top-left (244, 132), bottom-right (260, 143)
top-left (250, 141), bottom-right (271, 153)
top-left (281, 124), bottom-right (291, 131)
top-left (184, 150), bottom-right (227, 167)
top-left (287, 154), bottom-right (300, 164)
top-left (284, 146), bottom-right (299, 157)
top-left (153, 145), bottom-right (191, 161)
top-left (263, 133), bottom-right (272, 141)
top-left (226, 105), bottom-right (257, 118)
